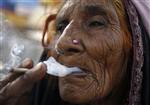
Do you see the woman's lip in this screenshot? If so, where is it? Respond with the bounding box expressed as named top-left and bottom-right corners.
top-left (70, 70), bottom-right (87, 76)
top-left (67, 68), bottom-right (90, 76)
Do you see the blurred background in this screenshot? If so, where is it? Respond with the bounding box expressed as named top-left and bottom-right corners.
top-left (0, 0), bottom-right (62, 77)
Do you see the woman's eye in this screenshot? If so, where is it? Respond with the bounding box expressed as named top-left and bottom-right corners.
top-left (57, 24), bottom-right (66, 33)
top-left (57, 21), bottom-right (68, 33)
top-left (89, 20), bottom-right (106, 28)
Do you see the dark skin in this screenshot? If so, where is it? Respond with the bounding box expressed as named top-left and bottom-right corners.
top-left (0, 0), bottom-right (131, 105)
top-left (0, 58), bottom-right (46, 105)
top-left (53, 0), bottom-right (131, 104)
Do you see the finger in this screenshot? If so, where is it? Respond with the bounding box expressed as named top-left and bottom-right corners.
top-left (3, 63), bottom-right (46, 97)
top-left (0, 58), bottom-right (33, 89)
top-left (19, 58), bottom-right (33, 69)
top-left (10, 58), bottom-right (34, 75)
top-left (10, 58), bottom-right (33, 74)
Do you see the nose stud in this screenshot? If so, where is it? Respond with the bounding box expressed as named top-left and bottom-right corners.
top-left (72, 39), bottom-right (79, 44)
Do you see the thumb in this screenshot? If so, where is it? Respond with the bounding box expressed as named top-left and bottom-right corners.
top-left (1, 63), bottom-right (46, 98)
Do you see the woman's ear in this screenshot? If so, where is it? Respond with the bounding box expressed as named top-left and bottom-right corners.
top-left (42, 14), bottom-right (57, 47)
top-left (45, 20), bottom-right (56, 47)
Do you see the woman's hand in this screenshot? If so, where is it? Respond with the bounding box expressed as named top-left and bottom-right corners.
top-left (0, 58), bottom-right (46, 105)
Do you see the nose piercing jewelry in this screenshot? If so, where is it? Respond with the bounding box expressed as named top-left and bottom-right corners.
top-left (72, 39), bottom-right (79, 44)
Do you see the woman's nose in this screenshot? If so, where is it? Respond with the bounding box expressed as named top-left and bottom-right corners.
top-left (55, 37), bottom-right (84, 56)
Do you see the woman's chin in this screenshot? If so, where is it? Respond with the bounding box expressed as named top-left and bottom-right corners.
top-left (59, 78), bottom-right (100, 104)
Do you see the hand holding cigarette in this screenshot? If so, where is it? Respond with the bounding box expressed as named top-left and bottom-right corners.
top-left (0, 58), bottom-right (46, 105)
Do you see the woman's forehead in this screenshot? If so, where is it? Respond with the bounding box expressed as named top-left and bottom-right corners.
top-left (57, 0), bottom-right (115, 19)
top-left (62, 0), bottom-right (110, 10)
top-left (64, 0), bottom-right (108, 5)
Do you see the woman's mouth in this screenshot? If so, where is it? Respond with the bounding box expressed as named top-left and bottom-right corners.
top-left (69, 67), bottom-right (89, 76)
top-left (44, 57), bottom-right (88, 77)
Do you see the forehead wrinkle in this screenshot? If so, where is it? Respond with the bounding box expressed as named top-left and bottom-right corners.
top-left (81, 5), bottom-right (108, 17)
top-left (57, 0), bottom-right (118, 24)
top-left (79, 1), bottom-right (120, 25)
top-left (80, 0), bottom-right (116, 16)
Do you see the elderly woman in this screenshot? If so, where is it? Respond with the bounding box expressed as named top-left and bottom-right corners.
top-left (0, 0), bottom-right (149, 105)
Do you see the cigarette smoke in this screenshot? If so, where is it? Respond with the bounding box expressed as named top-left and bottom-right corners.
top-left (44, 57), bottom-right (83, 77)
top-left (3, 44), bottom-right (24, 73)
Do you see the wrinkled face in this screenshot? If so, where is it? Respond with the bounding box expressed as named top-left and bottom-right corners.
top-left (52, 0), bottom-right (131, 104)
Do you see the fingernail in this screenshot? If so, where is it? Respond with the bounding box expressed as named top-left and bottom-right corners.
top-left (35, 62), bottom-right (47, 79)
top-left (34, 62), bottom-right (42, 70)
top-left (35, 62), bottom-right (46, 70)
